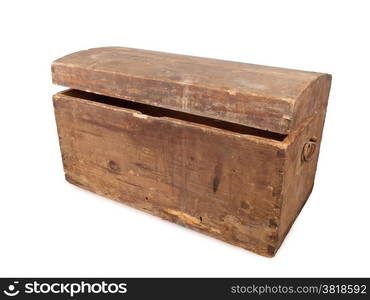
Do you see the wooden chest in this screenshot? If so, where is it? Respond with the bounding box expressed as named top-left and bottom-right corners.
top-left (52, 47), bottom-right (331, 257)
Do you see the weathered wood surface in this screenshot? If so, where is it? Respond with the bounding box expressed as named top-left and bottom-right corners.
top-left (54, 91), bottom-right (284, 256)
top-left (52, 47), bottom-right (331, 134)
top-left (53, 87), bottom-right (329, 257)
top-left (278, 77), bottom-right (331, 245)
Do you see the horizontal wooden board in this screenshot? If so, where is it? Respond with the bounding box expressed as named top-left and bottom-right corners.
top-left (52, 47), bottom-right (331, 134)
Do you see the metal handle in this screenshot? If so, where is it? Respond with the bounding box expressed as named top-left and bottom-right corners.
top-left (302, 137), bottom-right (317, 162)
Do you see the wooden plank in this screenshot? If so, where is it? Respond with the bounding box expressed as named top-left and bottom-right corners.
top-left (52, 47), bottom-right (331, 134)
top-left (53, 90), bottom-right (287, 257)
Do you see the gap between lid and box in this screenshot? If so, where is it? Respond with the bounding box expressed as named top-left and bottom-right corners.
top-left (61, 89), bottom-right (287, 142)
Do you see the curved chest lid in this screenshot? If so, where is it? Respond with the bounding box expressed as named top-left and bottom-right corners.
top-left (52, 47), bottom-right (331, 134)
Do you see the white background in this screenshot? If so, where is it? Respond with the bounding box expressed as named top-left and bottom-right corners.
top-left (1, 0), bottom-right (369, 277)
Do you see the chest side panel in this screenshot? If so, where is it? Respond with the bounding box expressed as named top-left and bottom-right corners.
top-left (278, 110), bottom-right (328, 246)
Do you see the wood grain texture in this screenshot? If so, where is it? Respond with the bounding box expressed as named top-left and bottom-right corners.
top-left (52, 47), bottom-right (331, 134)
top-left (53, 87), bottom-right (329, 257)
top-left (54, 90), bottom-right (286, 257)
